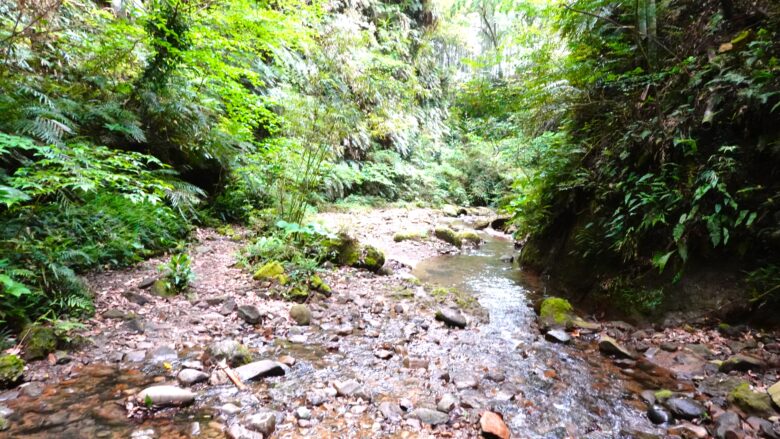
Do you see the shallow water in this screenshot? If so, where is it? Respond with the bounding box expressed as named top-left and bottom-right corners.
top-left (412, 229), bottom-right (659, 438)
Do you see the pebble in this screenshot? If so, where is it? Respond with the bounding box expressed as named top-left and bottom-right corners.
top-left (295, 406), bottom-right (311, 420)
top-left (647, 405), bottom-right (672, 424)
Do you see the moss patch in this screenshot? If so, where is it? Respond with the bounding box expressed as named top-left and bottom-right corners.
top-left (539, 297), bottom-right (574, 327)
top-left (323, 233), bottom-right (385, 272)
top-left (309, 275), bottom-right (332, 294)
top-left (393, 230), bottom-right (428, 242)
top-left (728, 382), bottom-right (774, 416)
top-left (456, 230), bottom-right (481, 244)
top-left (0, 354), bottom-right (24, 388)
top-left (434, 226), bottom-right (462, 248)
top-left (253, 260), bottom-right (288, 284)
top-left (22, 325), bottom-right (57, 361)
top-left (654, 389), bottom-right (674, 401)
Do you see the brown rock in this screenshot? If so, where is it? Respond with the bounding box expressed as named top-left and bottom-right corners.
top-left (480, 411), bottom-right (510, 439)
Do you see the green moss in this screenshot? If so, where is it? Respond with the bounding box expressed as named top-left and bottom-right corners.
top-left (728, 382), bottom-right (774, 416)
top-left (0, 416), bottom-right (8, 431)
top-left (393, 230), bottom-right (428, 242)
top-left (654, 389), bottom-right (673, 401)
top-left (309, 275), bottom-right (332, 293)
top-left (323, 234), bottom-right (385, 272)
top-left (253, 260), bottom-right (287, 284)
top-left (456, 230), bottom-right (481, 244)
top-left (22, 325), bottom-right (57, 360)
top-left (434, 226), bottom-right (462, 248)
top-left (0, 354), bottom-right (24, 387)
top-left (539, 297), bottom-right (574, 326)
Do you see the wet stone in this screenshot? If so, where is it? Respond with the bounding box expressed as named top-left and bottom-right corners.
top-left (665, 397), bottom-right (706, 420)
top-left (598, 335), bottom-right (634, 359)
top-left (435, 308), bottom-right (467, 328)
top-left (136, 385), bottom-right (195, 406)
top-left (545, 329), bottom-right (571, 344)
top-left (720, 354), bottom-right (767, 372)
top-left (647, 405), bottom-right (672, 424)
top-left (149, 345), bottom-right (177, 364)
top-left (410, 408), bottom-right (449, 425)
top-left (178, 368), bottom-right (209, 386)
top-left (246, 411), bottom-right (276, 436)
top-left (714, 411), bottom-right (742, 439)
top-left (234, 360), bottom-right (285, 381)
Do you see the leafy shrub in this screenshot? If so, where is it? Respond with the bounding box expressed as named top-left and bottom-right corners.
top-left (159, 252), bottom-right (195, 294)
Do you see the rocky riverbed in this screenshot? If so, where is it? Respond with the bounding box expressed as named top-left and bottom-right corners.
top-left (1, 208), bottom-right (779, 438)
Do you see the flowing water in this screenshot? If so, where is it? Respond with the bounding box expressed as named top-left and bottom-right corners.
top-left (0, 226), bottom-right (661, 438)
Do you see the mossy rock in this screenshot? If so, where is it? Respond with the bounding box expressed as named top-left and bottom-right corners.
top-left (434, 226), bottom-right (462, 248)
top-left (0, 354), bottom-right (24, 388)
top-left (151, 279), bottom-right (175, 297)
top-left (456, 230), bottom-right (481, 244)
top-left (441, 205), bottom-right (467, 217)
top-left (539, 297), bottom-right (574, 328)
top-left (309, 275), bottom-right (332, 294)
top-left (393, 230), bottom-right (428, 242)
top-left (654, 389), bottom-right (674, 401)
top-left (325, 234), bottom-right (385, 272)
top-left (22, 325), bottom-right (57, 361)
top-left (729, 382), bottom-right (774, 416)
top-left (253, 261), bottom-right (288, 284)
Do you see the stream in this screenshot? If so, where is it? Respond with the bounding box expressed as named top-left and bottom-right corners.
top-left (0, 224), bottom-right (662, 438)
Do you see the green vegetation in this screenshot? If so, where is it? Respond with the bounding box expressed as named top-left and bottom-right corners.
top-left (1, 0), bottom-right (777, 344)
top-left (539, 297), bottom-right (574, 327)
top-left (0, 354), bottom-right (24, 388)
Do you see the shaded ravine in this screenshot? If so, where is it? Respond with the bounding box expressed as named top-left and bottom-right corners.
top-left (412, 230), bottom-right (660, 437)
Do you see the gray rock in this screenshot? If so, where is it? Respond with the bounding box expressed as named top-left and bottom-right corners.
top-left (289, 304), bottom-right (312, 325)
top-left (123, 318), bottom-right (145, 333)
top-left (138, 275), bottom-right (160, 289)
top-left (20, 382), bottom-right (44, 398)
top-left (220, 298), bottom-right (237, 316)
top-left (410, 408), bottom-right (449, 425)
top-left (545, 329), bottom-right (572, 344)
top-left (123, 350), bottom-right (146, 363)
top-left (237, 305), bottom-right (263, 325)
top-left (227, 422), bottom-right (263, 439)
top-left (714, 411), bottom-right (742, 439)
top-left (136, 385), bottom-right (195, 406)
top-left (598, 335), bottom-right (634, 359)
top-left (123, 291), bottom-right (151, 306)
top-left (246, 411), bottom-right (276, 436)
top-left (102, 308), bottom-right (127, 319)
top-left (334, 379), bottom-right (370, 400)
top-left (295, 406), bottom-right (311, 420)
top-left (306, 390), bottom-right (328, 406)
top-left (437, 394), bottom-right (458, 413)
top-left (379, 401), bottom-right (403, 421)
top-left (234, 360), bottom-right (285, 381)
top-left (150, 345), bottom-right (178, 364)
top-left (665, 397), bottom-right (706, 420)
top-left (205, 296), bottom-right (226, 306)
top-left (177, 369), bottom-right (209, 386)
top-left (220, 403), bottom-right (241, 415)
top-left (435, 308), bottom-right (467, 328)
top-left (453, 373), bottom-right (478, 390)
top-left (719, 354), bottom-right (767, 372)
top-left (647, 405), bottom-right (672, 424)
top-left (336, 323), bottom-right (354, 336)
top-left (182, 360), bottom-right (203, 370)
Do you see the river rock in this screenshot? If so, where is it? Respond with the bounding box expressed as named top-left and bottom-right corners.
top-left (334, 379), bottom-right (371, 400)
top-left (237, 305), bottom-right (263, 325)
top-left (136, 385), bottom-right (195, 406)
top-left (227, 422), bottom-right (263, 439)
top-left (178, 369), bottom-right (209, 386)
top-left (374, 349), bottom-right (393, 360)
top-left (435, 308), bottom-right (467, 328)
top-left (234, 360), bottom-right (285, 381)
top-left (295, 406), bottom-right (311, 420)
top-left (220, 298), bottom-right (237, 315)
top-left (714, 411), bottom-right (742, 439)
top-left (667, 423), bottom-right (708, 438)
top-left (719, 354), bottom-right (766, 372)
top-left (480, 411), bottom-right (510, 439)
top-left (289, 304), bottom-right (312, 325)
top-left (149, 345), bottom-right (178, 364)
top-left (246, 411), bottom-right (276, 436)
top-left (209, 339), bottom-right (251, 366)
top-left (437, 393), bottom-right (458, 413)
top-left (545, 329), bottom-right (572, 344)
top-left (598, 335), bottom-right (634, 359)
top-left (410, 408), bottom-right (449, 425)
top-left (379, 401), bottom-right (403, 421)
top-left (769, 381), bottom-right (780, 408)
top-left (665, 397), bottom-right (706, 420)
top-left (453, 373), bottom-right (478, 390)
top-left (647, 405), bottom-right (672, 424)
